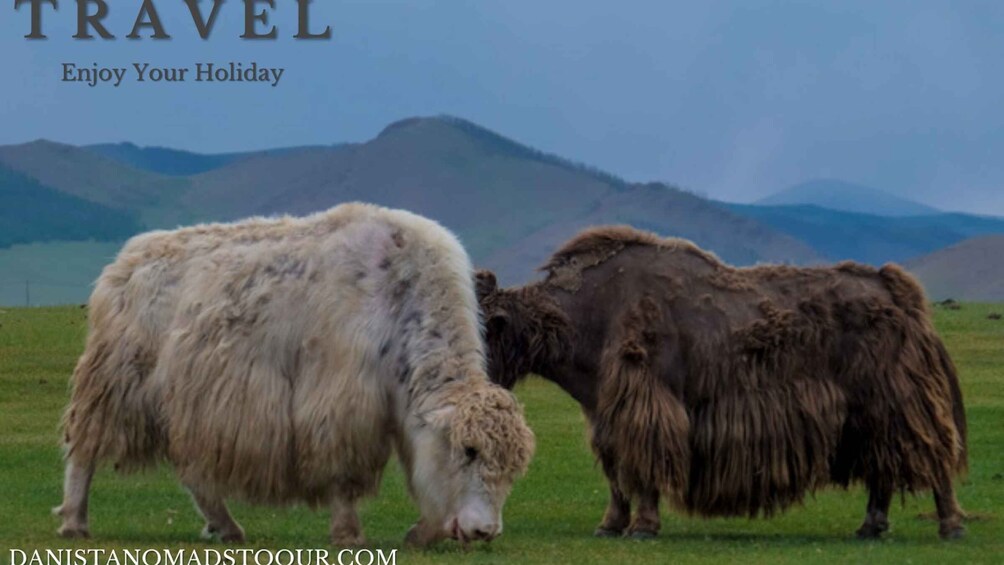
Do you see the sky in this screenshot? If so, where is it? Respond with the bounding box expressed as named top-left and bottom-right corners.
top-left (1, 1), bottom-right (1002, 213)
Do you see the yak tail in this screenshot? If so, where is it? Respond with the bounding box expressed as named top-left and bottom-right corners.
top-left (62, 333), bottom-right (163, 472)
top-left (592, 339), bottom-right (690, 499)
top-left (879, 264), bottom-right (968, 482)
top-left (936, 339), bottom-right (968, 475)
top-left (61, 286), bottom-right (165, 472)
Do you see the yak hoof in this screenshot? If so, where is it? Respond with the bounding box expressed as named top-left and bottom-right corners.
top-left (939, 525), bottom-right (965, 540)
top-left (627, 530), bottom-right (657, 540)
top-left (855, 523), bottom-right (888, 540)
top-left (593, 527), bottom-right (623, 538)
top-left (855, 528), bottom-right (882, 540)
top-left (202, 523), bottom-right (245, 543)
top-left (404, 523), bottom-right (442, 548)
top-left (332, 532), bottom-right (366, 547)
top-left (404, 524), bottom-right (423, 547)
top-left (57, 524), bottom-right (90, 539)
top-left (220, 530), bottom-right (246, 544)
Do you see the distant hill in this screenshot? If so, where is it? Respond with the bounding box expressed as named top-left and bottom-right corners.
top-left (0, 140), bottom-right (192, 227)
top-left (905, 236), bottom-right (1004, 301)
top-left (180, 116), bottom-right (819, 282)
top-left (0, 165), bottom-right (141, 249)
top-left (727, 203), bottom-right (1004, 265)
top-left (756, 179), bottom-right (940, 217)
top-left (181, 117), bottom-right (626, 264)
top-left (85, 142), bottom-right (341, 177)
top-left (85, 143), bottom-right (246, 176)
top-left (0, 116), bottom-right (821, 303)
top-left (490, 184), bottom-right (819, 279)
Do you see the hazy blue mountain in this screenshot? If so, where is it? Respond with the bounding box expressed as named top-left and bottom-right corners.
top-left (181, 116), bottom-right (819, 282)
top-left (489, 183), bottom-right (820, 281)
top-left (0, 164), bottom-right (141, 249)
top-left (85, 142), bottom-right (342, 177)
top-left (727, 203), bottom-right (1004, 265)
top-left (756, 179), bottom-right (940, 217)
top-left (0, 139), bottom-right (193, 228)
top-left (85, 143), bottom-right (246, 176)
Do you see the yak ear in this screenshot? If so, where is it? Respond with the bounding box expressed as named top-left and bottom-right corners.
top-left (475, 270), bottom-right (499, 300)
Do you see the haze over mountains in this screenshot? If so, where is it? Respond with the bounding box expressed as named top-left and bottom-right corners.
top-left (0, 116), bottom-right (1002, 305)
top-left (755, 179), bottom-right (941, 217)
top-left (727, 203), bottom-right (1004, 267)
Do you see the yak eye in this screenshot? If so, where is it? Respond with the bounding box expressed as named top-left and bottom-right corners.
top-left (464, 446), bottom-right (478, 462)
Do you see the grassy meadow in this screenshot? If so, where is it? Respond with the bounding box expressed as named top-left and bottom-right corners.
top-left (0, 304), bottom-right (1001, 564)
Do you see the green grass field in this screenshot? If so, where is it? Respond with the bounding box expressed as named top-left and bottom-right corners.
top-left (1, 305), bottom-right (1001, 564)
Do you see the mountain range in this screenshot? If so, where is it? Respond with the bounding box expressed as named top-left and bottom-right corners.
top-left (726, 203), bottom-right (1004, 266)
top-left (755, 179), bottom-right (941, 217)
top-left (0, 115), bottom-right (1001, 305)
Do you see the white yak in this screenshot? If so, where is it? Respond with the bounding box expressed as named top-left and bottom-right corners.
top-left (55, 203), bottom-right (535, 546)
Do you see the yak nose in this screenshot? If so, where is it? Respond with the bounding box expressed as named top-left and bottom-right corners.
top-left (468, 523), bottom-right (500, 541)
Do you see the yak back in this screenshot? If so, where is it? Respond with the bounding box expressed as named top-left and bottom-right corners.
top-left (542, 226), bottom-right (966, 517)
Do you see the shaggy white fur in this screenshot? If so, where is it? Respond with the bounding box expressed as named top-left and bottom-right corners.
top-left (57, 203), bottom-right (534, 546)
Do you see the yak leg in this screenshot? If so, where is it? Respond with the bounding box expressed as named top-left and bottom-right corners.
top-left (855, 481), bottom-right (892, 539)
top-left (54, 459), bottom-right (96, 538)
top-left (595, 483), bottom-right (631, 537)
top-left (330, 494), bottom-right (365, 546)
top-left (934, 474), bottom-right (965, 539)
top-left (187, 485), bottom-right (245, 543)
top-left (626, 489), bottom-right (660, 539)
top-left (594, 453), bottom-right (631, 537)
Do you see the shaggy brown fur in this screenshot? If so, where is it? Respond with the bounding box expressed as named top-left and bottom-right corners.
top-left (477, 225), bottom-right (968, 540)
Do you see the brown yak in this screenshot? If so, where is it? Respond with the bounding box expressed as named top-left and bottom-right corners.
top-left (476, 226), bottom-right (967, 540)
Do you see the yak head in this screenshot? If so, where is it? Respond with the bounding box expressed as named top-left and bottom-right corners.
top-left (475, 270), bottom-right (571, 389)
top-left (403, 380), bottom-right (535, 547)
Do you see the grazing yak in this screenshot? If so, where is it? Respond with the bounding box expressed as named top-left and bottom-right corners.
top-left (476, 226), bottom-right (967, 540)
top-left (56, 203), bottom-right (535, 546)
